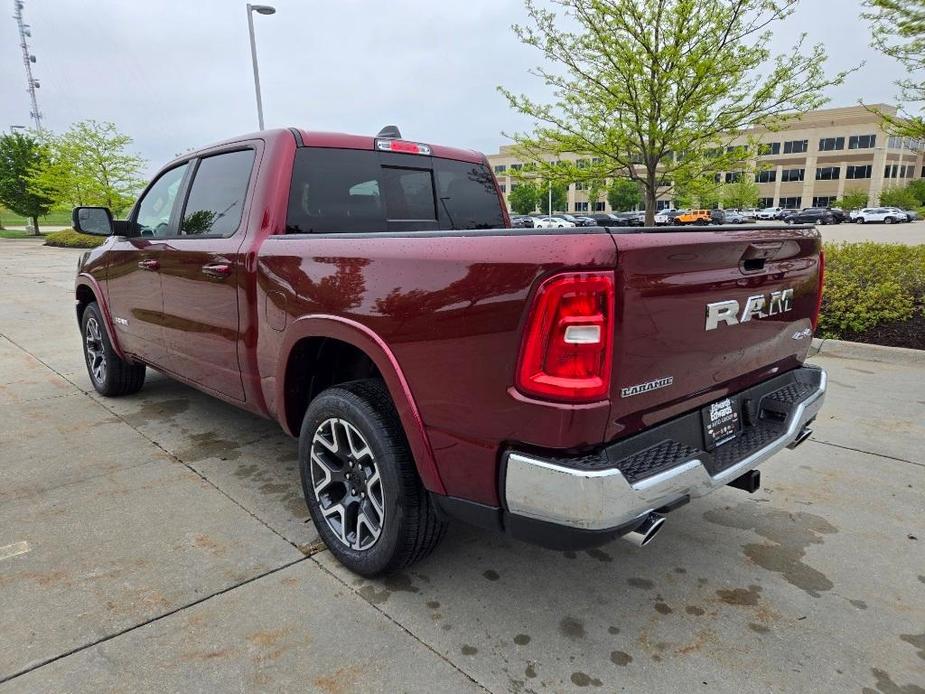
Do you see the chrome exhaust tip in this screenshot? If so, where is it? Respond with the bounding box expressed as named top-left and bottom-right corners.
top-left (787, 426), bottom-right (813, 449)
top-left (622, 512), bottom-right (666, 548)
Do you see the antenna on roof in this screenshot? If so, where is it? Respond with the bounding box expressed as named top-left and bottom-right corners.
top-left (377, 125), bottom-right (401, 139)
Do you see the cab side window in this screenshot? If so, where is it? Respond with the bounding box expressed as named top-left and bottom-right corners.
top-left (181, 150), bottom-right (256, 237)
top-left (135, 163), bottom-right (189, 237)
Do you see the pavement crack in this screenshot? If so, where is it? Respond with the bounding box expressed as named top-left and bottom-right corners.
top-left (0, 556), bottom-right (310, 686)
top-left (808, 438), bottom-right (924, 469)
top-left (309, 555), bottom-right (493, 694)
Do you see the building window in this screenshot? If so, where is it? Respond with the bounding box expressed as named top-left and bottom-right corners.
top-left (511, 183), bottom-right (520, 190)
top-left (848, 134), bottom-right (876, 149)
top-left (725, 171), bottom-right (743, 183)
top-left (783, 139), bottom-right (808, 154)
top-left (510, 163), bottom-right (522, 171)
top-left (815, 166), bottom-right (840, 180)
top-left (755, 170), bottom-right (777, 183)
top-left (846, 164), bottom-right (872, 179)
top-left (499, 183), bottom-right (506, 193)
top-left (905, 165), bottom-right (915, 178)
top-left (885, 164), bottom-right (899, 179)
top-left (713, 173), bottom-right (722, 183)
top-left (779, 196), bottom-right (802, 208)
top-left (758, 142), bottom-right (781, 156)
top-left (888, 136), bottom-right (903, 149)
top-left (576, 158), bottom-right (590, 169)
top-left (813, 196), bottom-right (836, 207)
top-left (594, 201), bottom-right (606, 211)
top-left (758, 197), bottom-right (774, 208)
top-left (494, 164), bottom-right (507, 173)
top-left (818, 137), bottom-right (845, 151)
top-left (574, 201), bottom-right (589, 211)
top-left (781, 168), bottom-right (805, 182)
top-left (657, 200), bottom-right (671, 210)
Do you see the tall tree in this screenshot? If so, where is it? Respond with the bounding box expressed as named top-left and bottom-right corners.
top-left (835, 189), bottom-right (869, 211)
top-left (722, 172), bottom-right (760, 209)
top-left (31, 120), bottom-right (145, 215)
top-left (508, 181), bottom-right (540, 214)
top-left (500, 0), bottom-right (853, 224)
top-left (0, 133), bottom-right (52, 235)
top-left (607, 178), bottom-right (640, 211)
top-left (863, 0), bottom-right (925, 140)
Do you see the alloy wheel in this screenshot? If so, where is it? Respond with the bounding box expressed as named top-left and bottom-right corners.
top-left (310, 418), bottom-right (385, 551)
top-left (84, 316), bottom-right (107, 385)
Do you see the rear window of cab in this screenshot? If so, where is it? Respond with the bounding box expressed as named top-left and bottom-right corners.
top-left (286, 147), bottom-right (505, 233)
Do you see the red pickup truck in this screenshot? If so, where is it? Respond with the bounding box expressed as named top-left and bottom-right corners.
top-left (72, 127), bottom-right (826, 576)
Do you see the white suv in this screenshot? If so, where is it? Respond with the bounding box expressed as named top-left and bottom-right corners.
top-left (756, 207), bottom-right (782, 220)
top-left (854, 207), bottom-right (908, 224)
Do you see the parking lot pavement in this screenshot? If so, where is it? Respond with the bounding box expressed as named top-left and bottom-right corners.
top-left (749, 219), bottom-right (925, 244)
top-left (1, 238), bottom-right (923, 693)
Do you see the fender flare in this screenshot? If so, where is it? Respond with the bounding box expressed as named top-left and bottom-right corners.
top-left (76, 273), bottom-right (129, 361)
top-left (276, 314), bottom-right (446, 495)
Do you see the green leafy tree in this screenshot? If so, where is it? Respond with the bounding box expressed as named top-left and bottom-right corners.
top-left (879, 184), bottom-right (921, 210)
top-left (587, 178), bottom-right (604, 213)
top-left (0, 133), bottom-right (53, 235)
top-left (721, 174), bottom-right (760, 209)
top-left (546, 180), bottom-right (567, 213)
top-left (863, 0), bottom-right (925, 140)
top-left (508, 181), bottom-right (540, 214)
top-left (607, 178), bottom-right (640, 211)
top-left (500, 0), bottom-right (853, 224)
top-left (907, 179), bottom-right (925, 205)
top-left (31, 120), bottom-right (145, 215)
top-left (673, 171), bottom-right (722, 209)
top-left (834, 189), bottom-right (869, 211)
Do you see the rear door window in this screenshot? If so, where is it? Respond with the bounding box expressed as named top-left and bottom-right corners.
top-left (286, 147), bottom-right (504, 233)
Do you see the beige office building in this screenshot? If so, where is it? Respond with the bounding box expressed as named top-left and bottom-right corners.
top-left (487, 104), bottom-right (924, 213)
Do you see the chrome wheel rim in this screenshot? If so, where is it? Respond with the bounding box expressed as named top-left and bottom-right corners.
top-left (310, 418), bottom-right (385, 551)
top-left (84, 316), bottom-right (106, 385)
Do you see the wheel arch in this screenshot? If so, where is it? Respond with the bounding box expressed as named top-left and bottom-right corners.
top-left (75, 274), bottom-right (127, 360)
top-left (276, 315), bottom-right (446, 495)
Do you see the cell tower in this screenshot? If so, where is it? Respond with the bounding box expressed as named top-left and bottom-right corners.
top-left (13, 0), bottom-right (42, 131)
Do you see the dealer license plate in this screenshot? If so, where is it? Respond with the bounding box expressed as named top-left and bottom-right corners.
top-left (701, 396), bottom-right (741, 450)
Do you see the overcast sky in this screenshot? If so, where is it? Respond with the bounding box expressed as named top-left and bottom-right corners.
top-left (0, 0), bottom-right (910, 175)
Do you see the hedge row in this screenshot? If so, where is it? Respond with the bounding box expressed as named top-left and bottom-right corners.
top-left (43, 228), bottom-right (107, 249)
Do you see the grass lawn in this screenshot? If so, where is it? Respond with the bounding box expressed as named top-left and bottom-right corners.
top-left (0, 207), bottom-right (72, 227)
top-left (0, 229), bottom-right (44, 239)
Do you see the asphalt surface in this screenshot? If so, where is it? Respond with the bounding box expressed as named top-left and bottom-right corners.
top-left (0, 237), bottom-right (923, 693)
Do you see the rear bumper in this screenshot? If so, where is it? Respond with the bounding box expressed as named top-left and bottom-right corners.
top-left (502, 365), bottom-right (826, 538)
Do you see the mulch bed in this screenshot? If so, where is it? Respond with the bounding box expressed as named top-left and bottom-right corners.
top-left (836, 313), bottom-right (925, 350)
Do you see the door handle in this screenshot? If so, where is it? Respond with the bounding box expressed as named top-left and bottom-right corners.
top-left (201, 263), bottom-right (233, 279)
top-left (138, 259), bottom-right (160, 271)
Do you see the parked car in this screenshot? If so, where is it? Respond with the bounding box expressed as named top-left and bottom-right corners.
top-left (773, 208), bottom-right (799, 220)
top-left (539, 216), bottom-right (576, 228)
top-left (903, 209), bottom-right (921, 221)
top-left (709, 209), bottom-right (747, 225)
top-left (574, 216), bottom-right (599, 227)
top-left (784, 208), bottom-right (835, 225)
top-left (71, 126), bottom-right (826, 576)
top-left (882, 207), bottom-right (912, 223)
top-left (854, 207), bottom-right (907, 224)
top-left (674, 209), bottom-right (711, 225)
top-left (590, 213), bottom-right (621, 227)
top-left (654, 209), bottom-right (683, 225)
top-left (827, 208), bottom-right (849, 224)
top-left (553, 214), bottom-right (594, 227)
top-left (510, 215), bottom-right (535, 229)
top-left (739, 208), bottom-right (759, 220)
top-left (756, 207), bottom-right (782, 220)
top-left (613, 211), bottom-right (645, 226)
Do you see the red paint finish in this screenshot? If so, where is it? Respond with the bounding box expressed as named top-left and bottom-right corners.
top-left (76, 127), bottom-right (823, 510)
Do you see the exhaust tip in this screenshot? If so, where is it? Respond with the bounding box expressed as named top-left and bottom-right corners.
top-left (622, 512), bottom-right (666, 548)
top-left (787, 426), bottom-right (813, 449)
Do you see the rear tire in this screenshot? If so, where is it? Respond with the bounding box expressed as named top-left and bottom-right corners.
top-left (81, 302), bottom-right (146, 396)
top-left (884, 217), bottom-right (894, 224)
top-left (299, 379), bottom-right (447, 576)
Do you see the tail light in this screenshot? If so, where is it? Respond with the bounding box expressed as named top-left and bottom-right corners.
top-left (516, 272), bottom-right (615, 403)
top-left (811, 250), bottom-right (825, 331)
top-left (375, 139), bottom-right (432, 155)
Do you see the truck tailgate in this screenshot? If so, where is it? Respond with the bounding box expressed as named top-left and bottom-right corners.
top-left (605, 226), bottom-right (822, 440)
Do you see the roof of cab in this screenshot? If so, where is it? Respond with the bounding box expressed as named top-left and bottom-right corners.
top-left (165, 128), bottom-right (486, 168)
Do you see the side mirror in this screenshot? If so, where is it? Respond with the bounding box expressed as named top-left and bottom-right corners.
top-left (72, 207), bottom-right (114, 236)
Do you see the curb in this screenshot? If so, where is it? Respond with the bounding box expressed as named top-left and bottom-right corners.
top-left (810, 337), bottom-right (925, 365)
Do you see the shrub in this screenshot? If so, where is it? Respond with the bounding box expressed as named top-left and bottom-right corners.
top-left (879, 185), bottom-right (921, 210)
top-left (817, 242), bottom-right (925, 338)
top-left (44, 228), bottom-right (107, 249)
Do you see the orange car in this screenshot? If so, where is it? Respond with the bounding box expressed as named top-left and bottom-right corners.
top-left (674, 209), bottom-right (711, 224)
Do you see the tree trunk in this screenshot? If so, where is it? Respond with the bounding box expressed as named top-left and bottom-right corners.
top-left (31, 215), bottom-right (40, 236)
top-left (644, 163), bottom-right (658, 226)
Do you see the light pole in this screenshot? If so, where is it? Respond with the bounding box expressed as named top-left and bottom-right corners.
top-left (10, 125), bottom-right (27, 134)
top-left (246, 4), bottom-right (276, 130)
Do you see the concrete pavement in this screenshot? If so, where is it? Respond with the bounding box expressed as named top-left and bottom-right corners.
top-left (0, 238), bottom-right (922, 693)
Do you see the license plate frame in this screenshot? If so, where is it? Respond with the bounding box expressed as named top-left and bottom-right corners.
top-left (701, 396), bottom-right (742, 450)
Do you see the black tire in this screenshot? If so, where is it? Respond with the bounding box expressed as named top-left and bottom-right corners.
top-left (884, 216), bottom-right (894, 224)
top-left (299, 379), bottom-right (447, 576)
top-left (81, 302), bottom-right (146, 396)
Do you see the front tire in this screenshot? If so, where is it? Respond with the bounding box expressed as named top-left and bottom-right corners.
top-left (299, 379), bottom-right (447, 576)
top-left (884, 216), bottom-right (894, 224)
top-left (81, 302), bottom-right (146, 396)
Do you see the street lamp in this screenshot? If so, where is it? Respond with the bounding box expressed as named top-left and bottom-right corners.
top-left (246, 3), bottom-right (276, 130)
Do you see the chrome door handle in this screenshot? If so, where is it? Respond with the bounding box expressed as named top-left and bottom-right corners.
top-left (138, 259), bottom-right (160, 271)
top-left (201, 263), bottom-right (232, 278)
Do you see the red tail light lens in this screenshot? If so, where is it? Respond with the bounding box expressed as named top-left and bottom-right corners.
top-left (811, 250), bottom-right (825, 331)
top-left (516, 272), bottom-right (615, 403)
top-left (375, 139), bottom-right (432, 155)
